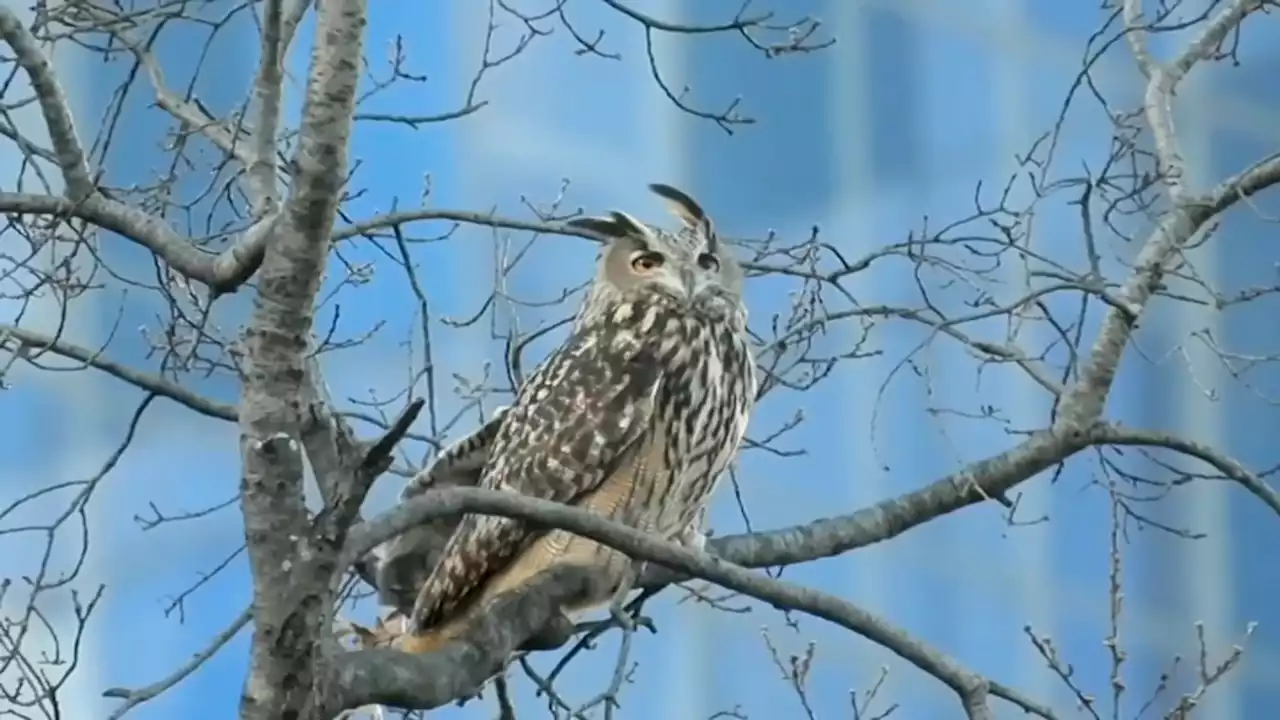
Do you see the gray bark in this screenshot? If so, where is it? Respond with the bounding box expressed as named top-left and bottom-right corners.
top-left (236, 1), bottom-right (367, 717)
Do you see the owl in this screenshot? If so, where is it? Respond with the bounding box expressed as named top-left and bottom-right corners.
top-left (396, 183), bottom-right (758, 654)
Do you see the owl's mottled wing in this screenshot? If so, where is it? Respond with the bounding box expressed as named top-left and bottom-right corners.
top-left (360, 406), bottom-right (511, 610)
top-left (400, 406), bottom-right (510, 499)
top-left (412, 318), bottom-right (662, 628)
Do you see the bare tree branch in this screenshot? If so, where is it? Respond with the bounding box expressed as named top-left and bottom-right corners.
top-left (246, 0), bottom-right (287, 213)
top-left (0, 8), bottom-right (94, 199)
top-left (1059, 0), bottom-right (1270, 428)
top-left (0, 8), bottom-right (275, 294)
top-left (0, 191), bottom-right (277, 293)
top-left (2, 1), bottom-right (1276, 718)
top-left (0, 322), bottom-right (236, 421)
top-left (338, 486), bottom-right (1057, 720)
top-left (1093, 424), bottom-right (1280, 514)
top-left (102, 607), bottom-right (253, 720)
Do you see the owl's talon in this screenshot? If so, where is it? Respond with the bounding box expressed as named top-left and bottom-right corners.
top-left (609, 602), bottom-right (635, 633)
top-left (607, 561), bottom-right (642, 633)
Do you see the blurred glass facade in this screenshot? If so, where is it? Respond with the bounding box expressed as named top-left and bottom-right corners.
top-left (672, 2), bottom-right (1280, 717)
top-left (453, 0), bottom-right (1280, 717)
top-left (0, 6), bottom-right (259, 718)
top-left (1, 1), bottom-right (1276, 719)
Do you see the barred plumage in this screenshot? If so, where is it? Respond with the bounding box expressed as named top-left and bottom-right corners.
top-left (367, 406), bottom-right (508, 610)
top-left (397, 183), bottom-right (758, 653)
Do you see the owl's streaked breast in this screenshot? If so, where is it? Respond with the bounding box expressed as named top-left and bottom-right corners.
top-left (606, 295), bottom-right (756, 540)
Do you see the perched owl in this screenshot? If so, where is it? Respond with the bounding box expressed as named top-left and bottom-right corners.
top-left (396, 183), bottom-right (758, 654)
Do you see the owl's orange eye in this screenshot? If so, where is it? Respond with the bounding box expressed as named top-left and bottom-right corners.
top-left (630, 252), bottom-right (665, 273)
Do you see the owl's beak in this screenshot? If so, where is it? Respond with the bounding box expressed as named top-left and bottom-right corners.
top-left (652, 268), bottom-right (697, 302)
top-left (678, 268), bottom-right (699, 300)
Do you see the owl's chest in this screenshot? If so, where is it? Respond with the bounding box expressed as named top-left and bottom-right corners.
top-left (653, 337), bottom-right (751, 463)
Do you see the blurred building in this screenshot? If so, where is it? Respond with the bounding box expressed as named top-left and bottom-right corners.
top-left (0, 8), bottom-right (110, 718)
top-left (675, 1), bottom-right (1280, 718)
top-left (452, 0), bottom-right (1280, 718)
top-left (3, 1), bottom-right (1276, 719)
top-left (1, 6), bottom-right (257, 719)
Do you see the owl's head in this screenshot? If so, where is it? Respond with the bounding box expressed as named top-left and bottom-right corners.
top-left (567, 184), bottom-right (745, 325)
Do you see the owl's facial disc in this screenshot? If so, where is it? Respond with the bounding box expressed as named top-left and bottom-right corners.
top-left (628, 248), bottom-right (694, 299)
top-left (686, 246), bottom-right (726, 299)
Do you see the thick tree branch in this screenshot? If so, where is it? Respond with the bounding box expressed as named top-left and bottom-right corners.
top-left (248, 0), bottom-right (388, 539)
top-left (677, 424), bottom-right (1279, 579)
top-left (246, 0), bottom-right (286, 212)
top-left (340, 487), bottom-right (1058, 720)
top-left (328, 567), bottom-right (596, 714)
top-left (1165, 0), bottom-right (1263, 91)
top-left (343, 434), bottom-right (1098, 578)
top-left (689, 429), bottom-right (1095, 573)
top-left (342, 427), bottom-right (1092, 600)
top-left (236, 0), bottom-right (366, 718)
top-left (335, 396), bottom-right (1280, 714)
top-left (1207, 152), bottom-right (1280, 214)
top-left (0, 8), bottom-right (94, 199)
top-left (0, 176), bottom-right (274, 295)
top-left (0, 5), bottom-right (278, 294)
top-left (333, 414), bottom-right (1274, 713)
top-left (1057, 0), bottom-right (1272, 428)
top-left (337, 420), bottom-right (1269, 712)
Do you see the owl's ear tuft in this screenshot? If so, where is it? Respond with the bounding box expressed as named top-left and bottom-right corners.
top-left (565, 211), bottom-right (648, 241)
top-left (648, 183), bottom-right (708, 231)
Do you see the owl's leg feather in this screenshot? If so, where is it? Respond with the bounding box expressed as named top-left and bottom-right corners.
top-left (521, 609), bottom-right (577, 651)
top-left (396, 629), bottom-right (452, 654)
top-left (572, 558), bottom-right (646, 716)
top-left (677, 506), bottom-right (710, 552)
top-left (397, 613), bottom-right (468, 654)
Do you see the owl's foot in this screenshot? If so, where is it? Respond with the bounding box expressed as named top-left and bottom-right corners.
top-left (676, 511), bottom-right (711, 553)
top-left (344, 611), bottom-right (406, 650)
top-left (680, 528), bottom-right (709, 553)
top-left (567, 563), bottom-right (646, 716)
top-left (606, 561), bottom-right (643, 632)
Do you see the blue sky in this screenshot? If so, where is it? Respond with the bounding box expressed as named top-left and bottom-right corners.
top-left (2, 2), bottom-right (1278, 719)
